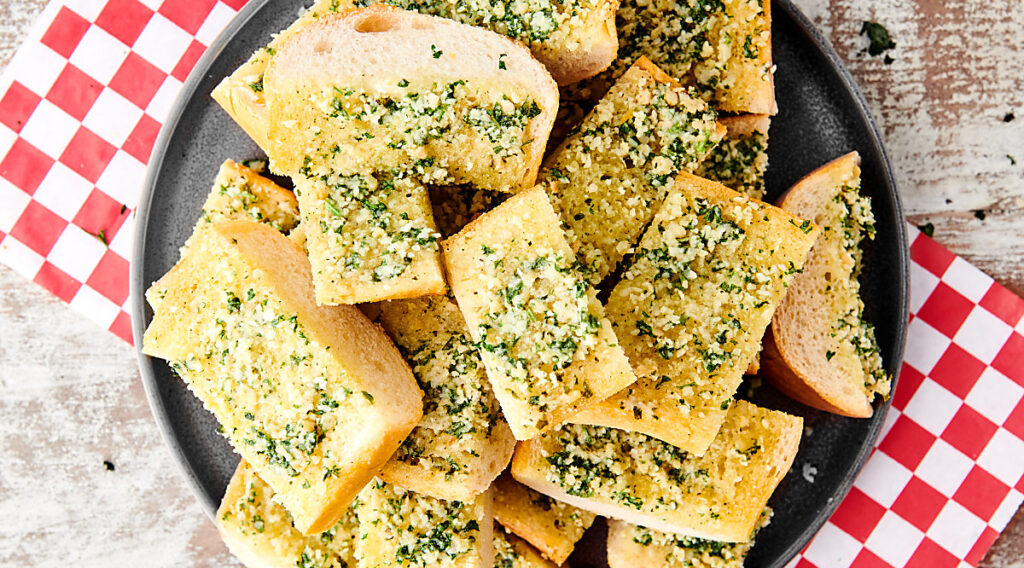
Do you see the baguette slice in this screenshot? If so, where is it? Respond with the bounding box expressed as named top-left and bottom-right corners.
top-left (605, 511), bottom-right (770, 568)
top-left (217, 460), bottom-right (359, 568)
top-left (376, 296), bottom-right (516, 501)
top-left (570, 172), bottom-right (818, 455)
top-left (494, 526), bottom-right (559, 568)
top-left (695, 115), bottom-right (771, 201)
top-left (211, 0), bottom-right (610, 146)
top-left (493, 474), bottom-right (596, 565)
top-left (355, 479), bottom-right (494, 568)
top-left (443, 184), bottom-right (636, 440)
top-left (211, 0), bottom-right (341, 152)
top-left (512, 400), bottom-right (802, 542)
top-left (579, 0), bottom-right (775, 115)
top-left (145, 159), bottom-right (299, 311)
top-left (142, 221), bottom-right (422, 534)
top-left (762, 152), bottom-right (890, 417)
top-left (540, 57), bottom-right (724, 284)
top-left (263, 5), bottom-right (558, 193)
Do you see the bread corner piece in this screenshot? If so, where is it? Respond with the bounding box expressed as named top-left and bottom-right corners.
top-left (495, 525), bottom-right (560, 568)
top-left (355, 478), bottom-right (494, 568)
top-left (540, 57), bottom-right (725, 284)
top-left (211, 0), bottom-right (342, 152)
top-left (263, 5), bottom-right (557, 193)
top-left (142, 220), bottom-right (422, 534)
top-left (145, 159), bottom-right (300, 312)
top-left (493, 474), bottom-right (596, 565)
top-left (512, 400), bottom-right (802, 543)
top-left (606, 509), bottom-right (771, 568)
top-left (442, 184), bottom-right (637, 440)
top-left (217, 459), bottom-right (359, 568)
top-left (376, 296), bottom-right (517, 501)
top-left (762, 151), bottom-right (890, 418)
top-left (570, 172), bottom-right (818, 455)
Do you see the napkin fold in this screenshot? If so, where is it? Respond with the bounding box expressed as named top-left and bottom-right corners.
top-left (0, 1), bottom-right (1022, 566)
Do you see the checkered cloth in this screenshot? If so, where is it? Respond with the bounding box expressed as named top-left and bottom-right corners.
top-left (0, 2), bottom-right (1022, 566)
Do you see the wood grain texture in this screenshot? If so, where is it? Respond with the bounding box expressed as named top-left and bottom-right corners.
top-left (0, 0), bottom-right (1021, 566)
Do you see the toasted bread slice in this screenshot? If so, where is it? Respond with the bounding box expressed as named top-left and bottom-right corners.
top-left (263, 6), bottom-right (557, 193)
top-left (511, 400), bottom-right (802, 542)
top-left (142, 221), bottom-right (422, 534)
top-left (376, 296), bottom-right (516, 501)
top-left (576, 0), bottom-right (774, 115)
top-left (217, 460), bottom-right (359, 568)
top-left (493, 474), bottom-right (596, 564)
top-left (145, 160), bottom-right (299, 311)
top-left (211, 0), bottom-right (341, 152)
top-left (442, 185), bottom-right (636, 440)
top-left (540, 58), bottom-right (724, 284)
top-left (696, 115), bottom-right (771, 201)
top-left (290, 170), bottom-right (446, 305)
top-left (570, 173), bottom-right (818, 455)
top-left (212, 1), bottom-right (609, 143)
top-left (355, 479), bottom-right (494, 568)
top-left (494, 525), bottom-right (560, 568)
top-left (605, 510), bottom-right (771, 568)
top-left (762, 152), bottom-right (890, 417)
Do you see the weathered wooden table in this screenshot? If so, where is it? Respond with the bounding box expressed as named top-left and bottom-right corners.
top-left (0, 0), bottom-right (1021, 565)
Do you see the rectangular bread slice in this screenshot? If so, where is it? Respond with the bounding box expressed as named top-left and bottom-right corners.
top-left (376, 296), bottom-right (517, 501)
top-left (142, 220), bottom-right (422, 534)
top-left (442, 184), bottom-right (636, 440)
top-left (145, 159), bottom-right (299, 311)
top-left (570, 172), bottom-right (819, 455)
top-left (605, 511), bottom-right (771, 568)
top-left (292, 170), bottom-right (446, 305)
top-left (494, 526), bottom-right (559, 568)
top-left (695, 115), bottom-right (771, 201)
top-left (539, 57), bottom-right (724, 284)
top-left (355, 479), bottom-right (493, 568)
top-left (578, 0), bottom-right (774, 115)
top-left (493, 474), bottom-right (596, 565)
top-left (511, 400), bottom-right (802, 542)
top-left (217, 460), bottom-right (359, 568)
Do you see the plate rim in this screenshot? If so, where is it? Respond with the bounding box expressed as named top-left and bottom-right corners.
top-left (129, 0), bottom-right (910, 564)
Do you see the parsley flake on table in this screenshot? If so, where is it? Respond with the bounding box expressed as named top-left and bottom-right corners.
top-left (917, 222), bottom-right (935, 237)
top-left (860, 21), bottom-right (896, 60)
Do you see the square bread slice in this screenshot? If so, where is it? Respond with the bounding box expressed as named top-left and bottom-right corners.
top-left (569, 172), bottom-right (819, 455)
top-left (145, 159), bottom-right (299, 311)
top-left (511, 400), bottom-right (802, 542)
top-left (355, 479), bottom-right (493, 568)
top-left (442, 184), bottom-right (636, 440)
top-left (376, 296), bottom-right (517, 501)
top-left (493, 474), bottom-right (596, 565)
top-left (217, 459), bottom-right (359, 568)
top-left (292, 170), bottom-right (446, 305)
top-left (605, 511), bottom-right (771, 568)
top-left (494, 526), bottom-right (559, 568)
top-left (142, 220), bottom-right (422, 534)
top-left (263, 6), bottom-right (558, 193)
top-left (540, 57), bottom-right (725, 284)
top-left (695, 115), bottom-right (771, 201)
top-left (578, 0), bottom-right (774, 115)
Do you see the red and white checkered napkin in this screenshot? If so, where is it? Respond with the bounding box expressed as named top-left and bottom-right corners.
top-left (1, 2), bottom-right (1022, 566)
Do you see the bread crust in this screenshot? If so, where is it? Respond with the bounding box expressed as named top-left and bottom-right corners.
top-left (492, 474), bottom-right (596, 564)
top-left (762, 151), bottom-right (879, 418)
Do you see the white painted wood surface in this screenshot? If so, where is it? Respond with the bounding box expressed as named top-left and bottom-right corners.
top-left (0, 0), bottom-right (1021, 566)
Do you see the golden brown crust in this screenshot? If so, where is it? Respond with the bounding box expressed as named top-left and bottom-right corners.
top-left (492, 474), bottom-right (596, 564)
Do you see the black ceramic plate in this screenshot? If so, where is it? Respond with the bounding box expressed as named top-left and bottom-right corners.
top-left (131, 1), bottom-right (908, 566)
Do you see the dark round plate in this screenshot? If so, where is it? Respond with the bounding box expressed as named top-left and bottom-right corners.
top-left (130, 2), bottom-right (908, 566)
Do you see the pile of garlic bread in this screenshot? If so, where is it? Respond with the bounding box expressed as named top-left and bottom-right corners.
top-left (144, 2), bottom-right (891, 567)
